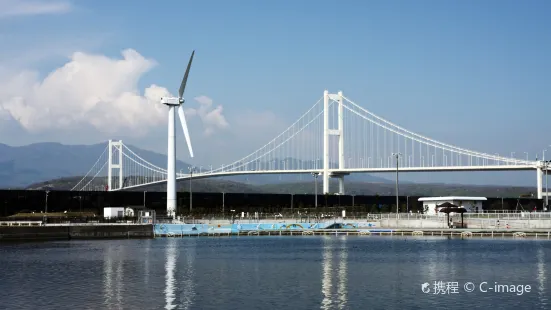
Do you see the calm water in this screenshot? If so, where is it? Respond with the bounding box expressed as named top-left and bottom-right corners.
top-left (0, 236), bottom-right (549, 310)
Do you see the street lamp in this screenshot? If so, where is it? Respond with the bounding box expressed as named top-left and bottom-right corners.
top-left (75, 196), bottom-right (82, 213)
top-left (222, 192), bottom-right (225, 215)
top-left (392, 153), bottom-right (401, 214)
top-left (45, 190), bottom-right (49, 213)
top-left (311, 172), bottom-right (319, 208)
top-left (188, 166), bottom-right (197, 213)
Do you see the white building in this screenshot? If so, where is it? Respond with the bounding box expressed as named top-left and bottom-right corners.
top-left (418, 196), bottom-right (487, 215)
top-left (103, 207), bottom-right (125, 219)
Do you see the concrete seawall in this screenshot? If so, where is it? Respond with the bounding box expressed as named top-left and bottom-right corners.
top-left (153, 221), bottom-right (551, 239)
top-left (0, 224), bottom-right (153, 242)
top-left (154, 223), bottom-right (551, 239)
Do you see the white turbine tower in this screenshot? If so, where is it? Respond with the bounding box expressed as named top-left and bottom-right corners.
top-left (160, 50), bottom-right (195, 219)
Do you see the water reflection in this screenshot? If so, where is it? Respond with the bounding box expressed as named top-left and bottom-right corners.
top-left (144, 239), bottom-right (151, 286)
top-left (180, 240), bottom-right (196, 309)
top-left (165, 238), bottom-right (177, 310)
top-left (337, 237), bottom-right (348, 310)
top-left (103, 246), bottom-right (113, 308)
top-left (424, 247), bottom-right (438, 283)
top-left (103, 245), bottom-right (124, 310)
top-left (537, 247), bottom-right (547, 308)
top-left (321, 237), bottom-right (333, 309)
top-left (115, 249), bottom-right (123, 307)
top-left (164, 238), bottom-right (196, 310)
top-left (321, 237), bottom-right (348, 310)
top-left (2, 237), bottom-right (551, 309)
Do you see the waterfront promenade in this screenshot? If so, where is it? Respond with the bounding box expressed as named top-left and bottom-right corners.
top-left (153, 212), bottom-right (551, 239)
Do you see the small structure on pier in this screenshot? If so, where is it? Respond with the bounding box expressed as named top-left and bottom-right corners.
top-left (418, 196), bottom-right (487, 215)
top-left (438, 202), bottom-right (467, 228)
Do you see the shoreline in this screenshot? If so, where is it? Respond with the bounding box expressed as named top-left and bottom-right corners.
top-left (153, 223), bottom-right (551, 239)
top-left (2, 223), bottom-right (551, 242)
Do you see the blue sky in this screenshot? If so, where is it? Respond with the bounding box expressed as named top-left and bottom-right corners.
top-left (0, 0), bottom-right (550, 186)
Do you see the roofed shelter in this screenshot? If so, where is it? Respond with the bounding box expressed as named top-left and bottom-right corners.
top-left (438, 202), bottom-right (467, 228)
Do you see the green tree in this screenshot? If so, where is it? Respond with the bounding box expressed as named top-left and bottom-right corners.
top-left (400, 203), bottom-right (407, 213)
top-left (370, 204), bottom-right (379, 213)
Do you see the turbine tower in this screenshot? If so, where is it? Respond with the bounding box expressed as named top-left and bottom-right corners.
top-left (160, 51), bottom-right (195, 219)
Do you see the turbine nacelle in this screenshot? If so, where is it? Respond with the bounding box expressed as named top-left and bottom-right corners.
top-left (161, 49), bottom-right (195, 160)
top-left (160, 97), bottom-right (185, 106)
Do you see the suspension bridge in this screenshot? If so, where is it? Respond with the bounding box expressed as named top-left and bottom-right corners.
top-left (71, 90), bottom-right (548, 198)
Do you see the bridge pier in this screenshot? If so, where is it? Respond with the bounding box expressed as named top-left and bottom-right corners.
top-left (338, 176), bottom-right (345, 195)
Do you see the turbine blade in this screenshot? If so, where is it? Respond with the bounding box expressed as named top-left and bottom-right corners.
top-left (178, 50), bottom-right (195, 99)
top-left (177, 105), bottom-right (194, 158)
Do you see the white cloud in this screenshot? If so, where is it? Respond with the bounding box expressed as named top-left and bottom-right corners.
top-left (0, 48), bottom-right (229, 137)
top-left (185, 95), bottom-right (229, 136)
top-left (0, 0), bottom-right (72, 18)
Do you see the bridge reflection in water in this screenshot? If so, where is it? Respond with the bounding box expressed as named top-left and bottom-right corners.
top-left (1, 237), bottom-right (549, 309)
top-left (103, 244), bottom-right (125, 310)
top-left (321, 236), bottom-right (348, 310)
top-left (537, 247), bottom-right (547, 308)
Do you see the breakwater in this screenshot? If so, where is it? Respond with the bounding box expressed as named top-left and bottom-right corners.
top-left (0, 224), bottom-right (153, 242)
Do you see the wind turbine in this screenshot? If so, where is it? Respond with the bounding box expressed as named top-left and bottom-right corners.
top-left (160, 50), bottom-right (195, 219)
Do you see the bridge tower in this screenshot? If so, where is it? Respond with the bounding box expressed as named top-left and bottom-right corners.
top-left (323, 90), bottom-right (348, 194)
top-left (107, 140), bottom-right (123, 191)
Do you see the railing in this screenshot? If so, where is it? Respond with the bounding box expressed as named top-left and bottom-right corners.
top-left (0, 216), bottom-right (144, 225)
top-left (0, 221), bottom-right (43, 226)
top-left (167, 211), bottom-right (551, 222)
top-left (151, 211), bottom-right (551, 229)
top-left (4, 212), bottom-right (547, 226)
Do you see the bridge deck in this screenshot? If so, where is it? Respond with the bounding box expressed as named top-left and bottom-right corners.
top-left (116, 165), bottom-right (538, 191)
